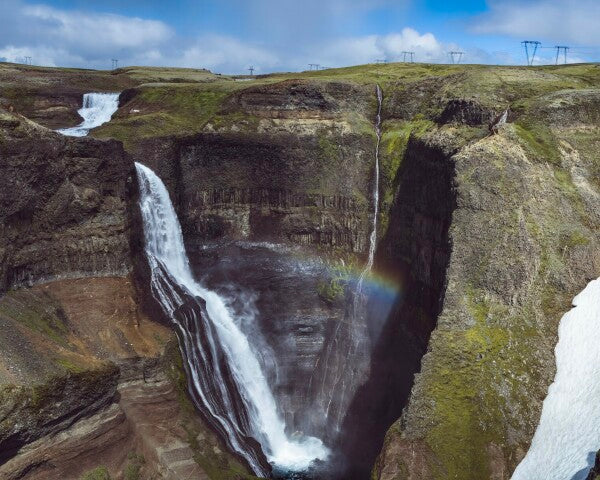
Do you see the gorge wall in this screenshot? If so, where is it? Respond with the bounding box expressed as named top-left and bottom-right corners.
top-left (373, 89), bottom-right (600, 479)
top-left (1, 63), bottom-right (600, 480)
top-left (339, 134), bottom-right (458, 478)
top-left (129, 80), bottom-right (377, 252)
top-left (0, 110), bottom-right (134, 292)
top-left (0, 106), bottom-right (258, 480)
top-left (123, 80), bottom-right (384, 462)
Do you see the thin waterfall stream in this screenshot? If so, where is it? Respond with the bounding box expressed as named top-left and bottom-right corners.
top-left (135, 162), bottom-right (329, 477)
top-left (357, 83), bottom-right (382, 291)
top-left (310, 84), bottom-right (383, 435)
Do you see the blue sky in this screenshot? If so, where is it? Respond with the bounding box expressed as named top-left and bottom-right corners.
top-left (0, 0), bottom-right (598, 73)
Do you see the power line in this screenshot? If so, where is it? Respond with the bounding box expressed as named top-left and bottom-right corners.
top-left (448, 51), bottom-right (464, 64)
top-left (111, 58), bottom-right (118, 69)
top-left (401, 51), bottom-right (415, 63)
top-left (308, 63), bottom-right (320, 70)
top-left (555, 46), bottom-right (570, 64)
top-left (248, 65), bottom-right (254, 76)
top-left (521, 41), bottom-right (541, 65)
top-left (24, 56), bottom-right (32, 65)
top-left (375, 59), bottom-right (387, 64)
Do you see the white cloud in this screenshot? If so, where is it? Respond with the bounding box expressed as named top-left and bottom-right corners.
top-left (304, 28), bottom-right (461, 68)
top-left (0, 0), bottom-right (173, 68)
top-left (176, 35), bottom-right (280, 74)
top-left (0, 0), bottom-right (460, 73)
top-left (471, 0), bottom-right (600, 45)
top-left (2, 0), bottom-right (540, 72)
top-left (0, 45), bottom-right (80, 67)
top-left (377, 29), bottom-right (449, 62)
top-left (21, 4), bottom-right (173, 52)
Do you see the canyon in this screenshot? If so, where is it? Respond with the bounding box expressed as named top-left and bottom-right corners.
top-left (0, 61), bottom-right (599, 480)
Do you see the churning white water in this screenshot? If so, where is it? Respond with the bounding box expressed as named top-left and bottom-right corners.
top-left (135, 162), bottom-right (329, 475)
top-left (511, 277), bottom-right (600, 480)
top-left (57, 92), bottom-right (119, 137)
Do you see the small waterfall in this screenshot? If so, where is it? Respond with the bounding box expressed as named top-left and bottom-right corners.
top-left (511, 277), bottom-right (600, 480)
top-left (311, 84), bottom-right (383, 435)
top-left (58, 92), bottom-right (119, 137)
top-left (135, 163), bottom-right (329, 477)
top-left (358, 83), bottom-right (382, 289)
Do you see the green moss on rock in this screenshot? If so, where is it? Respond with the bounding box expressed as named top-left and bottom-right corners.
top-left (0, 289), bottom-right (70, 346)
top-left (80, 466), bottom-right (111, 480)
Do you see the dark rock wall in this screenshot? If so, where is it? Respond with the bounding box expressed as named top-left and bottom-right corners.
top-left (337, 135), bottom-right (457, 479)
top-left (131, 80), bottom-right (377, 254)
top-left (125, 80), bottom-right (383, 472)
top-left (0, 111), bottom-right (135, 292)
top-left (177, 132), bottom-right (372, 252)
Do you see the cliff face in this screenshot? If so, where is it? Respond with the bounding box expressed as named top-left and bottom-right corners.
top-left (0, 111), bottom-right (134, 291)
top-left (0, 110), bottom-right (257, 479)
top-left (92, 64), bottom-right (600, 479)
top-left (129, 80), bottom-right (376, 252)
top-left (122, 79), bottom-right (381, 458)
top-left (0, 277), bottom-right (255, 480)
top-left (339, 133), bottom-right (458, 478)
top-left (373, 90), bottom-right (600, 480)
top-left (2, 63), bottom-right (600, 480)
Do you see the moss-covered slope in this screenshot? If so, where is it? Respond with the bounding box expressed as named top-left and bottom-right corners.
top-left (373, 93), bottom-right (600, 479)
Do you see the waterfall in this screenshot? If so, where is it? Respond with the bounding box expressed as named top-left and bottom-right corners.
top-left (311, 84), bottom-right (383, 434)
top-left (135, 162), bottom-right (329, 477)
top-left (57, 92), bottom-right (119, 137)
top-left (358, 83), bottom-right (382, 287)
top-left (511, 277), bottom-right (600, 480)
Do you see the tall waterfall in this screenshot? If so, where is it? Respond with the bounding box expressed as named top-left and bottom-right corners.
top-left (311, 84), bottom-right (383, 434)
top-left (58, 92), bottom-right (119, 137)
top-left (511, 277), bottom-right (600, 480)
top-left (358, 83), bottom-right (382, 288)
top-left (135, 162), bottom-right (329, 477)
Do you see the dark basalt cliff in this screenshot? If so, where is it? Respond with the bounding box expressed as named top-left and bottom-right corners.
top-left (339, 134), bottom-right (457, 478)
top-left (128, 79), bottom-right (376, 253)
top-left (0, 111), bottom-right (134, 291)
top-left (0, 107), bottom-right (257, 479)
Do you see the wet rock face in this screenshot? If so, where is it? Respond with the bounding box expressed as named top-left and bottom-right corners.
top-left (188, 241), bottom-right (341, 441)
top-left (337, 135), bottom-right (457, 479)
top-left (177, 132), bottom-right (372, 252)
top-left (0, 110), bottom-right (135, 291)
top-left (135, 133), bottom-right (375, 254)
top-left (586, 451), bottom-right (600, 480)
